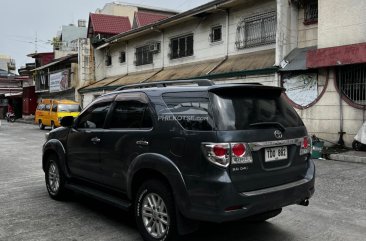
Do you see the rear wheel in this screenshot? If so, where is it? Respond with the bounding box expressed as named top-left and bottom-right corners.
top-left (45, 154), bottom-right (67, 200)
top-left (39, 120), bottom-right (45, 130)
top-left (135, 180), bottom-right (178, 241)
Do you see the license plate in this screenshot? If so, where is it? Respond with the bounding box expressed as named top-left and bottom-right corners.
top-left (265, 146), bottom-right (288, 162)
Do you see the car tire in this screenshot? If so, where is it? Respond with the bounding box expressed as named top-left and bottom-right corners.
top-left (51, 121), bottom-right (55, 130)
top-left (39, 120), bottom-right (45, 130)
top-left (135, 179), bottom-right (178, 241)
top-left (45, 154), bottom-right (67, 200)
top-left (247, 208), bottom-right (282, 222)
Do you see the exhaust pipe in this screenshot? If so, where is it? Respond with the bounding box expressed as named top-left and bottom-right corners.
top-left (299, 199), bottom-right (309, 206)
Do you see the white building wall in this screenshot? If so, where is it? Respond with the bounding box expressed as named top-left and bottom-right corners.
top-left (94, 49), bottom-right (106, 81)
top-left (297, 8), bottom-right (318, 48)
top-left (318, 0), bottom-right (366, 48)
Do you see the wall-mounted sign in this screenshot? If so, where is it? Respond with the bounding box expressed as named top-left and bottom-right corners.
top-left (49, 70), bottom-right (69, 93)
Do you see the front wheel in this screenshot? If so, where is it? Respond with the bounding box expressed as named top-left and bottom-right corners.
top-left (39, 120), bottom-right (45, 130)
top-left (135, 180), bottom-right (178, 241)
top-left (45, 154), bottom-right (67, 200)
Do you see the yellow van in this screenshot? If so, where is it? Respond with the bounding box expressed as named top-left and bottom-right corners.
top-left (35, 99), bottom-right (81, 129)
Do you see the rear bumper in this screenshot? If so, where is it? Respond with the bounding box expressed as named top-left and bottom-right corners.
top-left (181, 159), bottom-right (315, 223)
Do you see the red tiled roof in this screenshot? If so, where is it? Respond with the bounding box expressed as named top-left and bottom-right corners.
top-left (90, 13), bottom-right (131, 35)
top-left (135, 11), bottom-right (173, 27)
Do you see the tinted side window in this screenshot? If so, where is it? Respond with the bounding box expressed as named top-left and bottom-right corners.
top-left (45, 104), bottom-right (51, 111)
top-left (77, 101), bottom-right (111, 129)
top-left (52, 104), bottom-right (57, 112)
top-left (162, 92), bottom-right (214, 131)
top-left (109, 101), bottom-right (153, 129)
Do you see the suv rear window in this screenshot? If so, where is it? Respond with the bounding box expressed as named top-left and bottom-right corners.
top-left (162, 92), bottom-right (214, 131)
top-left (211, 88), bottom-right (304, 130)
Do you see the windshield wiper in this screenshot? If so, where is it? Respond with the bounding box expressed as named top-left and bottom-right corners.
top-left (249, 122), bottom-right (286, 132)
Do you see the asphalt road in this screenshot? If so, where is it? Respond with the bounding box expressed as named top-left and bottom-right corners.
top-left (0, 121), bottom-right (365, 241)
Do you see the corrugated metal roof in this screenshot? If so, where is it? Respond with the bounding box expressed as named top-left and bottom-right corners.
top-left (81, 75), bottom-right (126, 90)
top-left (280, 46), bottom-right (316, 71)
top-left (108, 70), bottom-right (160, 87)
top-left (212, 49), bottom-right (275, 75)
top-left (147, 58), bottom-right (224, 82)
top-left (90, 13), bottom-right (131, 35)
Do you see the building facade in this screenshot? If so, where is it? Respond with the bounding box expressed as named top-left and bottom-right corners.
top-left (80, 0), bottom-right (280, 105)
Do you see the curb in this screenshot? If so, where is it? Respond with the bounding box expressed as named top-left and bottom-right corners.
top-left (329, 153), bottom-right (366, 164)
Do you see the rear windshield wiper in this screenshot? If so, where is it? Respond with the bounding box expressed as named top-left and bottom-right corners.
top-left (249, 122), bottom-right (286, 132)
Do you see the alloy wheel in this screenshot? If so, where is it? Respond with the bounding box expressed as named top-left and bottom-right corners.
top-left (48, 161), bottom-right (60, 194)
top-left (141, 193), bottom-right (170, 239)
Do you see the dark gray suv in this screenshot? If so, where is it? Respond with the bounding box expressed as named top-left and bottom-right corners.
top-left (43, 80), bottom-right (315, 241)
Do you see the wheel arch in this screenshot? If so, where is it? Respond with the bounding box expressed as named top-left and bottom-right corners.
top-left (127, 153), bottom-right (190, 214)
top-left (42, 139), bottom-right (70, 178)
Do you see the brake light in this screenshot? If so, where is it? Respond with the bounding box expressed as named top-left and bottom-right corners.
top-left (303, 137), bottom-right (309, 149)
top-left (213, 145), bottom-right (227, 157)
top-left (300, 136), bottom-right (311, 155)
top-left (232, 143), bottom-right (246, 157)
top-left (202, 142), bottom-right (252, 168)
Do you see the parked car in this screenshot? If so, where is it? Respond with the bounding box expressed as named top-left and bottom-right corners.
top-left (42, 80), bottom-right (315, 241)
top-left (35, 99), bottom-right (81, 129)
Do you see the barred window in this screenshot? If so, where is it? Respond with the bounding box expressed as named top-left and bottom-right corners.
top-left (235, 11), bottom-right (277, 49)
top-left (337, 64), bottom-right (366, 107)
top-left (119, 52), bottom-right (126, 63)
top-left (170, 34), bottom-right (194, 59)
top-left (135, 45), bottom-right (153, 66)
top-left (304, 1), bottom-right (318, 24)
top-left (210, 26), bottom-right (222, 43)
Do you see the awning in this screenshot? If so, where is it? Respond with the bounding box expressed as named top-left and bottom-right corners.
top-left (280, 46), bottom-right (316, 71)
top-left (108, 70), bottom-right (160, 87)
top-left (307, 42), bottom-right (366, 68)
top-left (146, 58), bottom-right (224, 82)
top-left (211, 49), bottom-right (276, 75)
top-left (80, 75), bottom-right (125, 91)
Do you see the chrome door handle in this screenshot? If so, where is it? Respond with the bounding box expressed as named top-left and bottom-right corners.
top-left (91, 137), bottom-right (101, 144)
top-left (136, 140), bottom-right (149, 146)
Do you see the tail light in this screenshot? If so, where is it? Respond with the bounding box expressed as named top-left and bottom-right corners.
top-left (300, 136), bottom-right (312, 155)
top-left (202, 143), bottom-right (230, 168)
top-left (202, 142), bottom-right (253, 168)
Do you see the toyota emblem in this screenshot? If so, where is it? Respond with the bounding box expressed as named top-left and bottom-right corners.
top-left (274, 130), bottom-right (283, 139)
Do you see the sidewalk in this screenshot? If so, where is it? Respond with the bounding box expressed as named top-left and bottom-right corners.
top-left (16, 118), bottom-right (36, 125)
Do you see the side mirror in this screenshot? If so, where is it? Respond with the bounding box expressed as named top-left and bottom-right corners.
top-left (60, 116), bottom-right (74, 127)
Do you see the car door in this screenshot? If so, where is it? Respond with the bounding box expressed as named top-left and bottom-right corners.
top-left (66, 95), bottom-right (115, 182)
top-left (99, 93), bottom-right (154, 190)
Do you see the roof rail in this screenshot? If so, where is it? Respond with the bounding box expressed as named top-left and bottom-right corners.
top-left (115, 79), bottom-right (214, 91)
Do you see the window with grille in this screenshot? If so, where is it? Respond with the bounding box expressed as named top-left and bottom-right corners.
top-left (304, 1), bottom-right (318, 24)
top-left (337, 64), bottom-right (366, 107)
top-left (119, 52), bottom-right (126, 63)
top-left (210, 26), bottom-right (222, 43)
top-left (170, 34), bottom-right (194, 59)
top-left (135, 45), bottom-right (153, 66)
top-left (235, 11), bottom-right (277, 49)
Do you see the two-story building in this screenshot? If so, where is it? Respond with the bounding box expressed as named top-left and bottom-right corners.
top-left (80, 0), bottom-right (283, 105)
